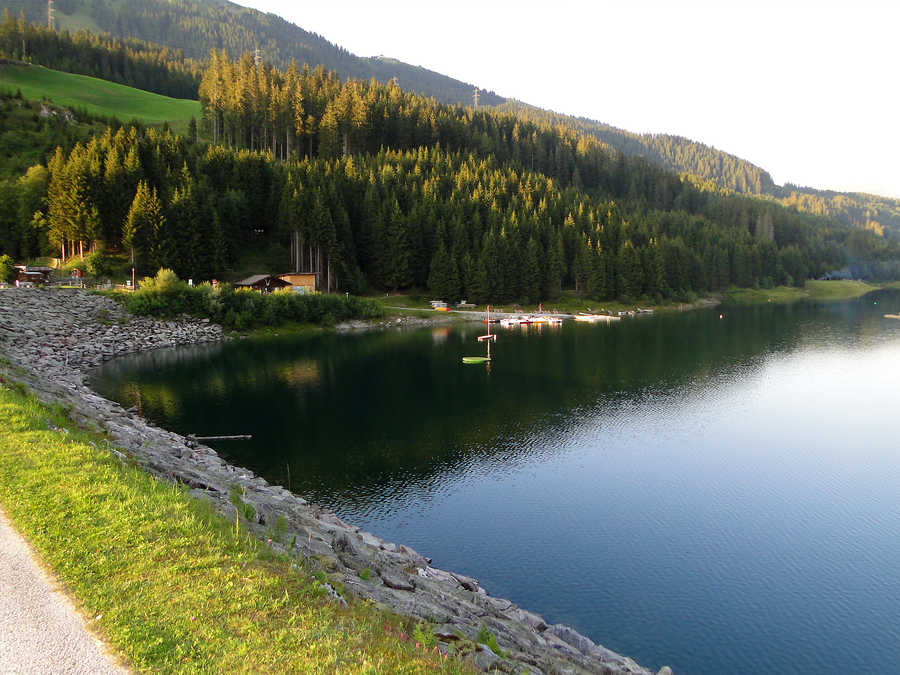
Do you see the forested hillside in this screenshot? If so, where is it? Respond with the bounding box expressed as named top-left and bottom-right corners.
top-left (5, 0), bottom-right (897, 240)
top-left (0, 124), bottom-right (851, 302)
top-left (497, 101), bottom-right (900, 237)
top-left (0, 12), bottom-right (202, 98)
top-left (1, 0), bottom-right (502, 106)
top-left (7, 51), bottom-right (896, 306)
top-left (3, 16), bottom-right (900, 303)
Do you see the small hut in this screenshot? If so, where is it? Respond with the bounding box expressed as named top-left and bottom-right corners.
top-left (233, 274), bottom-right (291, 294)
top-left (15, 266), bottom-right (54, 285)
top-left (277, 272), bottom-right (318, 295)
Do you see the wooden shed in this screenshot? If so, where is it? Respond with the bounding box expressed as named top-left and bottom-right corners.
top-left (233, 274), bottom-right (292, 293)
top-left (15, 266), bottom-right (54, 285)
top-left (277, 272), bottom-right (318, 294)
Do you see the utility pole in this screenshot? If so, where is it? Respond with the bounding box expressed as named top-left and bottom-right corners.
top-left (473, 87), bottom-right (480, 108)
top-left (47, 0), bottom-right (55, 30)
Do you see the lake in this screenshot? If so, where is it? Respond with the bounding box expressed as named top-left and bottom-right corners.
top-left (89, 293), bottom-right (900, 674)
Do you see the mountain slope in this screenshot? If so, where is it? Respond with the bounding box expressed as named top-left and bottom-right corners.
top-left (2, 0), bottom-right (503, 107)
top-left (3, 0), bottom-right (898, 237)
top-left (494, 101), bottom-right (900, 237)
top-left (0, 63), bottom-right (200, 129)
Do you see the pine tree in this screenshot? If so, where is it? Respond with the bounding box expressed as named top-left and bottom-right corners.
top-left (573, 237), bottom-right (591, 293)
top-left (428, 240), bottom-right (459, 301)
top-left (383, 197), bottom-right (411, 290)
top-left (123, 181), bottom-right (164, 276)
top-left (523, 237), bottom-right (541, 303)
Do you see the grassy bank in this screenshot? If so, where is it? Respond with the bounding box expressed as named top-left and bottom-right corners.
top-left (724, 280), bottom-right (880, 305)
top-left (0, 64), bottom-right (200, 132)
top-left (0, 375), bottom-right (469, 673)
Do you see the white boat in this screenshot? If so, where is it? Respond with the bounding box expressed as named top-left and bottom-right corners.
top-left (575, 313), bottom-right (620, 323)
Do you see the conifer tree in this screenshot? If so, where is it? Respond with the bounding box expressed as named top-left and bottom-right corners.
top-left (123, 181), bottom-right (164, 276)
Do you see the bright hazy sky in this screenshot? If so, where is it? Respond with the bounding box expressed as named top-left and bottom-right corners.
top-left (232, 0), bottom-right (899, 198)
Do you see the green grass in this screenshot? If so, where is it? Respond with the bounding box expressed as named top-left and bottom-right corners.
top-left (0, 375), bottom-right (471, 674)
top-left (724, 280), bottom-right (880, 305)
top-left (0, 64), bottom-right (201, 132)
top-left (804, 279), bottom-right (879, 300)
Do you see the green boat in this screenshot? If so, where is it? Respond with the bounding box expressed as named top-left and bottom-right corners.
top-left (462, 356), bottom-right (491, 364)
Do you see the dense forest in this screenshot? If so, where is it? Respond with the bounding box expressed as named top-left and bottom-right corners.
top-left (5, 0), bottom-right (898, 241)
top-left (497, 101), bottom-right (900, 237)
top-left (7, 0), bottom-right (899, 240)
top-left (498, 101), bottom-right (778, 196)
top-left (2, 18), bottom-right (899, 302)
top-left (0, 10), bottom-right (203, 98)
top-left (6, 51), bottom-right (894, 303)
top-left (0, 123), bottom-right (855, 302)
top-left (1, 0), bottom-right (502, 106)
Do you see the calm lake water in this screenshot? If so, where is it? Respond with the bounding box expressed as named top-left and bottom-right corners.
top-left (90, 293), bottom-right (900, 674)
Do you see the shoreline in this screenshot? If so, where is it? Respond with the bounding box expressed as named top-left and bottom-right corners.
top-left (0, 288), bottom-right (666, 675)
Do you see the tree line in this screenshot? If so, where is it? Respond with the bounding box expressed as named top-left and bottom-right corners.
top-left (0, 10), bottom-right (203, 99)
top-left (0, 122), bottom-right (866, 304)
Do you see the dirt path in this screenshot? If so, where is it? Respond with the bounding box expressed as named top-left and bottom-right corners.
top-left (0, 508), bottom-right (127, 674)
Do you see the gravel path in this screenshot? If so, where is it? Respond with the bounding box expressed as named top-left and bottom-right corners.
top-left (0, 508), bottom-right (128, 674)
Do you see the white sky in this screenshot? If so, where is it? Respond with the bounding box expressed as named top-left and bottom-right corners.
top-left (233, 0), bottom-right (900, 198)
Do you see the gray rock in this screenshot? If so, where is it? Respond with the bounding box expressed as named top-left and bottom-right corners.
top-left (380, 572), bottom-right (416, 592)
top-left (473, 643), bottom-right (500, 671)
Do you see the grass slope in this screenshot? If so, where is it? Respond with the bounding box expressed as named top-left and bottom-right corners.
top-left (0, 64), bottom-right (200, 131)
top-left (0, 375), bottom-right (470, 673)
top-left (724, 280), bottom-right (880, 305)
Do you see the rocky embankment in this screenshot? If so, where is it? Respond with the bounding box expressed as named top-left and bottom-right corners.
top-left (0, 289), bottom-right (668, 675)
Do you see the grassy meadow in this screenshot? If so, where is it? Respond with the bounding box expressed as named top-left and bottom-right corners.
top-left (0, 64), bottom-right (201, 132)
top-left (0, 373), bottom-right (472, 673)
top-left (724, 280), bottom-right (880, 305)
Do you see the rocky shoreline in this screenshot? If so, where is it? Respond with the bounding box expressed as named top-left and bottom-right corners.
top-left (0, 289), bottom-right (669, 675)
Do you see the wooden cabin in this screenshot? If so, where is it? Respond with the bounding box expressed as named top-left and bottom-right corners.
top-left (233, 274), bottom-right (292, 294)
top-left (277, 272), bottom-right (318, 295)
top-left (15, 266), bottom-right (54, 285)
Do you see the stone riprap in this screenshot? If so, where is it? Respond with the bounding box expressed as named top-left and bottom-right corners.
top-left (0, 288), bottom-right (668, 675)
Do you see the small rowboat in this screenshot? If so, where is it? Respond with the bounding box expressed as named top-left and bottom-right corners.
top-left (574, 313), bottom-right (601, 322)
top-left (462, 356), bottom-right (491, 364)
top-left (884, 314), bottom-right (900, 320)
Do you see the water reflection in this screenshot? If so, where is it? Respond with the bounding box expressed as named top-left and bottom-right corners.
top-left (90, 295), bottom-right (900, 512)
top-left (89, 292), bottom-right (900, 674)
